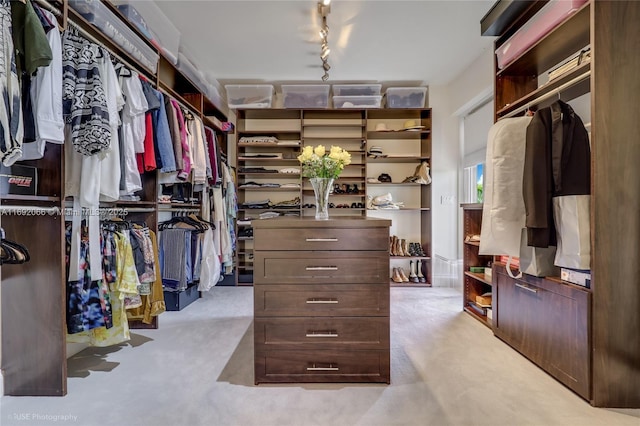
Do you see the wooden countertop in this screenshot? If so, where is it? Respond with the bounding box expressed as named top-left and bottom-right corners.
top-left (251, 216), bottom-right (392, 229)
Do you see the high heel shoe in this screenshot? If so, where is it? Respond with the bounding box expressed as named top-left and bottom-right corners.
top-left (397, 267), bottom-right (409, 282)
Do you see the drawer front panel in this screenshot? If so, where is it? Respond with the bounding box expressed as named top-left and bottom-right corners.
top-left (254, 227), bottom-right (388, 251)
top-left (254, 284), bottom-right (389, 317)
top-left (255, 251), bottom-right (389, 284)
top-left (255, 349), bottom-right (390, 384)
top-left (255, 317), bottom-right (389, 350)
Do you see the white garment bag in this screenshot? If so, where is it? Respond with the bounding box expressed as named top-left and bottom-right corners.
top-left (479, 116), bottom-right (532, 256)
top-left (553, 194), bottom-right (591, 269)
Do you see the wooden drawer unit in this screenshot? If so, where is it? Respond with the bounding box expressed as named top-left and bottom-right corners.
top-left (252, 217), bottom-right (391, 384)
top-left (494, 265), bottom-right (591, 399)
top-left (254, 251), bottom-right (389, 284)
top-left (255, 317), bottom-right (389, 350)
top-left (255, 350), bottom-right (390, 384)
top-left (255, 284), bottom-right (389, 317)
top-left (254, 226), bottom-right (388, 251)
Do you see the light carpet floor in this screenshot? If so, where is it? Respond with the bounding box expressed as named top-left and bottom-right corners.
top-left (1, 287), bottom-right (639, 426)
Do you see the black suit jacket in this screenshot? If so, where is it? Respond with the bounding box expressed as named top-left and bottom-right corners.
top-left (523, 100), bottom-right (591, 247)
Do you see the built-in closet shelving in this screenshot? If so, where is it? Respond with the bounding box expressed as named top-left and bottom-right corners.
top-left (234, 108), bottom-right (432, 287)
top-left (483, 0), bottom-right (640, 407)
top-left (1, 0), bottom-right (229, 396)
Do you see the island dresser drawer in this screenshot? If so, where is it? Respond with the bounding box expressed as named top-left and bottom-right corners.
top-left (254, 284), bottom-right (389, 317)
top-left (254, 349), bottom-right (390, 384)
top-left (254, 317), bottom-right (389, 350)
top-left (254, 251), bottom-right (389, 284)
top-left (253, 227), bottom-right (388, 252)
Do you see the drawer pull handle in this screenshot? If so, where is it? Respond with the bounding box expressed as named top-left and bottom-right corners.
top-left (306, 330), bottom-right (338, 338)
top-left (306, 298), bottom-right (338, 304)
top-left (306, 238), bottom-right (338, 242)
top-left (515, 283), bottom-right (538, 294)
top-left (307, 363), bottom-right (339, 371)
top-left (306, 266), bottom-right (338, 271)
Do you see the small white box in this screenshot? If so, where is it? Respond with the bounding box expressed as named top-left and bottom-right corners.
top-left (226, 85), bottom-right (274, 109)
top-left (386, 87), bottom-right (427, 108)
top-left (561, 268), bottom-right (591, 288)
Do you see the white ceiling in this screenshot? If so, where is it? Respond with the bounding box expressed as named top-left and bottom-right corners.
top-left (153, 0), bottom-right (496, 87)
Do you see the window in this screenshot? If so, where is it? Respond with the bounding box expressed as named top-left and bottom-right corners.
top-left (462, 100), bottom-right (493, 203)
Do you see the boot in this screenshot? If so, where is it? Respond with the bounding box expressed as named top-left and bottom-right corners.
top-left (389, 236), bottom-right (394, 255)
top-left (409, 260), bottom-right (419, 283)
top-left (391, 267), bottom-right (404, 283)
top-left (394, 237), bottom-right (402, 257)
top-left (417, 260), bottom-right (426, 283)
top-left (415, 243), bottom-right (426, 257)
top-left (391, 236), bottom-right (398, 256)
top-left (415, 161), bottom-right (432, 185)
top-left (401, 239), bottom-right (409, 256)
top-left (397, 267), bottom-right (409, 282)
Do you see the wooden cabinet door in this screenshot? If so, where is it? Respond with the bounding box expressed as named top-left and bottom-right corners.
top-left (494, 271), bottom-right (590, 399)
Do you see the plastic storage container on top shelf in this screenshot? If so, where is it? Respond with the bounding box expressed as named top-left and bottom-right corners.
top-left (112, 0), bottom-right (181, 65)
top-left (177, 53), bottom-right (208, 92)
top-left (385, 87), bottom-right (427, 108)
top-left (333, 84), bottom-right (382, 96)
top-left (281, 85), bottom-right (329, 108)
top-left (226, 85), bottom-right (274, 109)
top-left (68, 0), bottom-right (159, 73)
top-left (495, 0), bottom-right (588, 70)
top-left (333, 95), bottom-right (382, 109)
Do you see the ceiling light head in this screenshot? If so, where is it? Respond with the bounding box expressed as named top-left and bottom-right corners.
top-left (323, 0), bottom-right (331, 5)
top-left (323, 62), bottom-right (331, 71)
top-left (321, 48), bottom-right (330, 60)
top-left (317, 2), bottom-right (331, 16)
top-left (322, 73), bottom-right (329, 82)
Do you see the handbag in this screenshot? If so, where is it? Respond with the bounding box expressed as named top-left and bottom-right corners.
top-left (552, 195), bottom-right (591, 269)
top-left (507, 228), bottom-right (559, 278)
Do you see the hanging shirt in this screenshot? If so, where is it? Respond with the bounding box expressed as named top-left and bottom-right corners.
top-left (0, 2), bottom-right (24, 166)
top-left (165, 95), bottom-right (183, 172)
top-left (21, 8), bottom-right (63, 161)
top-left (62, 27), bottom-right (111, 156)
top-left (117, 67), bottom-right (146, 195)
top-left (151, 89), bottom-right (176, 173)
top-left (97, 50), bottom-right (124, 202)
top-left (170, 99), bottom-right (191, 180)
top-left (10, 0), bottom-right (53, 144)
top-left (189, 115), bottom-right (207, 184)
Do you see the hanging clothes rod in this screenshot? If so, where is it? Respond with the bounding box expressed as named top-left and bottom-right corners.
top-left (500, 70), bottom-right (591, 119)
top-left (34, 0), bottom-right (152, 78)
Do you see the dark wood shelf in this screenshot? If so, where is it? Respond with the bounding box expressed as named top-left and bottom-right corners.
top-left (238, 173), bottom-right (301, 178)
top-left (302, 137), bottom-right (365, 141)
top-left (367, 182), bottom-right (424, 186)
top-left (496, 2), bottom-right (590, 77)
top-left (237, 130), bottom-right (301, 135)
top-left (0, 195), bottom-right (60, 202)
top-left (367, 156), bottom-right (430, 163)
top-left (464, 240), bottom-right (481, 247)
top-left (302, 122), bottom-right (365, 128)
top-left (366, 130), bottom-right (431, 139)
top-left (497, 61), bottom-right (591, 117)
top-left (391, 256), bottom-right (431, 260)
top-left (240, 187), bottom-right (301, 191)
top-left (463, 306), bottom-right (491, 328)
top-left (464, 271), bottom-right (493, 286)
top-left (238, 142), bottom-right (301, 147)
top-left (237, 158), bottom-right (299, 162)
top-left (390, 281), bottom-right (432, 287)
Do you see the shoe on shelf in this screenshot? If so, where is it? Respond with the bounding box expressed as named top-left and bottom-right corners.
top-left (401, 239), bottom-right (410, 256)
top-left (417, 259), bottom-right (427, 283)
top-left (397, 267), bottom-right (409, 282)
top-left (391, 267), bottom-right (404, 283)
top-left (409, 260), bottom-right (419, 283)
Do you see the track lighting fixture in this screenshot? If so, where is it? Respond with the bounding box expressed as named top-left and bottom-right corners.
top-left (317, 1), bottom-right (331, 81)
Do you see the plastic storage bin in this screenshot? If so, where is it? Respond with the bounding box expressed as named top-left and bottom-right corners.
top-left (333, 84), bottom-right (382, 96)
top-left (282, 85), bottom-right (330, 108)
top-left (386, 87), bottom-right (427, 108)
top-left (226, 85), bottom-right (274, 109)
top-left (112, 0), bottom-right (181, 65)
top-left (333, 95), bottom-right (382, 109)
top-left (68, 0), bottom-right (158, 73)
top-left (177, 53), bottom-right (208, 92)
top-left (495, 0), bottom-right (588, 69)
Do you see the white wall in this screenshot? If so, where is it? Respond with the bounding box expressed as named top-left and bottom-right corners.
top-left (429, 48), bottom-right (495, 287)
